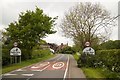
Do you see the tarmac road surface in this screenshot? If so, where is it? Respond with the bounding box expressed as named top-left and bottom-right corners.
top-left (2, 54), bottom-right (86, 80)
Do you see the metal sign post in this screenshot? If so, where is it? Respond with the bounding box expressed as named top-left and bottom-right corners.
top-left (10, 42), bottom-right (21, 64)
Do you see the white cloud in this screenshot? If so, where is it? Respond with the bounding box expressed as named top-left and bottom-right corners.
top-left (0, 0), bottom-right (119, 46)
top-left (43, 33), bottom-right (74, 46)
top-left (110, 26), bottom-right (118, 40)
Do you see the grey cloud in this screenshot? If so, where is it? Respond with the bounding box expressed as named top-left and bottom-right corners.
top-left (2, 2), bottom-right (76, 26)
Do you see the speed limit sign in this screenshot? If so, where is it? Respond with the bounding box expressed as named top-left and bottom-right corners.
top-left (85, 42), bottom-right (90, 47)
top-left (14, 42), bottom-right (18, 47)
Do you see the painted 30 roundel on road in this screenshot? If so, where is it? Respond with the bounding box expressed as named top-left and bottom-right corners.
top-left (52, 62), bottom-right (65, 69)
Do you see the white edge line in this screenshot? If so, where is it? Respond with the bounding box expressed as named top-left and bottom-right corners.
top-left (63, 55), bottom-right (69, 80)
top-left (22, 74), bottom-right (34, 76)
top-left (3, 73), bottom-right (17, 76)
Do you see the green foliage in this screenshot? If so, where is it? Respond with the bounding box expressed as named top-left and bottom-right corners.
top-left (2, 48), bottom-right (51, 66)
top-left (72, 45), bottom-right (82, 52)
top-left (77, 49), bottom-right (120, 75)
top-left (5, 7), bottom-right (57, 49)
top-left (82, 67), bottom-right (120, 78)
top-left (82, 68), bottom-right (106, 78)
top-left (21, 49), bottom-right (31, 60)
top-left (39, 39), bottom-right (47, 45)
top-left (77, 54), bottom-right (95, 68)
top-left (73, 52), bottom-right (80, 61)
top-left (60, 46), bottom-right (75, 54)
top-left (2, 54), bottom-right (54, 74)
top-left (31, 49), bottom-right (51, 59)
top-left (2, 49), bottom-right (10, 66)
top-left (73, 52), bottom-right (120, 78)
top-left (95, 50), bottom-right (120, 73)
top-left (2, 49), bottom-right (31, 66)
top-left (99, 40), bottom-right (120, 50)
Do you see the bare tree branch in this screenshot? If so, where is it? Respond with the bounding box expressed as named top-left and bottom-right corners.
top-left (60, 2), bottom-right (117, 48)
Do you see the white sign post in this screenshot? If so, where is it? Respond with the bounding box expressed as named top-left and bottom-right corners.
top-left (10, 42), bottom-right (21, 64)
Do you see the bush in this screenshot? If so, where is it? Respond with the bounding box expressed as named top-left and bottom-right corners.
top-left (60, 46), bottom-right (75, 54)
top-left (21, 49), bottom-right (31, 60)
top-left (31, 49), bottom-right (51, 59)
top-left (77, 54), bottom-right (95, 68)
top-left (2, 49), bottom-right (31, 66)
top-left (2, 48), bottom-right (51, 66)
top-left (99, 40), bottom-right (120, 50)
top-left (77, 49), bottom-right (120, 73)
top-left (2, 49), bottom-right (10, 66)
top-left (95, 50), bottom-right (120, 72)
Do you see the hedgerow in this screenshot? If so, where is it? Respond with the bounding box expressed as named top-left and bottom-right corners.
top-left (2, 49), bottom-right (51, 66)
top-left (77, 49), bottom-right (120, 73)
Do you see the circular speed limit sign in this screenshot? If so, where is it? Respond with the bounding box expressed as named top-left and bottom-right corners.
top-left (85, 42), bottom-right (90, 47)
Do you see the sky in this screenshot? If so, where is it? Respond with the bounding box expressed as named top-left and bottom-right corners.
top-left (0, 0), bottom-right (119, 46)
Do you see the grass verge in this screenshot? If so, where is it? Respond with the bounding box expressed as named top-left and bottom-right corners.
top-left (2, 54), bottom-right (55, 74)
top-left (73, 52), bottom-right (80, 61)
top-left (81, 67), bottom-right (105, 78)
top-left (73, 53), bottom-right (120, 78)
top-left (82, 67), bottom-right (120, 78)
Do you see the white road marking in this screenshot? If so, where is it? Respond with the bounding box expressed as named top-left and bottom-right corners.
top-left (22, 74), bottom-right (34, 76)
top-left (16, 69), bottom-right (26, 71)
top-left (4, 73), bottom-right (17, 76)
top-left (31, 66), bottom-right (39, 69)
top-left (30, 62), bottom-right (50, 71)
top-left (31, 62), bottom-right (50, 69)
top-left (52, 62), bottom-right (65, 69)
top-left (39, 62), bottom-right (50, 67)
top-left (39, 64), bottom-right (51, 71)
top-left (31, 70), bottom-right (41, 71)
top-left (31, 64), bottom-right (50, 71)
top-left (63, 55), bottom-right (69, 80)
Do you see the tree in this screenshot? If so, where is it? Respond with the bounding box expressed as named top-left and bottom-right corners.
top-left (99, 40), bottom-right (120, 50)
top-left (5, 7), bottom-right (57, 50)
top-left (60, 46), bottom-right (75, 54)
top-left (60, 2), bottom-right (116, 49)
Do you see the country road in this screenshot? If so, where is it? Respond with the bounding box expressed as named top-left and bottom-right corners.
top-left (2, 54), bottom-right (86, 80)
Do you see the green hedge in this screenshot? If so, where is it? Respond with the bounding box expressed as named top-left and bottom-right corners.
top-left (2, 49), bottom-right (10, 66)
top-left (2, 48), bottom-right (51, 66)
top-left (95, 49), bottom-right (120, 72)
top-left (21, 49), bottom-right (31, 60)
top-left (77, 49), bottom-right (120, 73)
top-left (31, 49), bottom-right (51, 59)
top-left (2, 49), bottom-right (31, 66)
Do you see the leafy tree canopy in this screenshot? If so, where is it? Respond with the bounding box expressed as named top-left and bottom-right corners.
top-left (99, 40), bottom-right (120, 50)
top-left (5, 7), bottom-right (57, 49)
